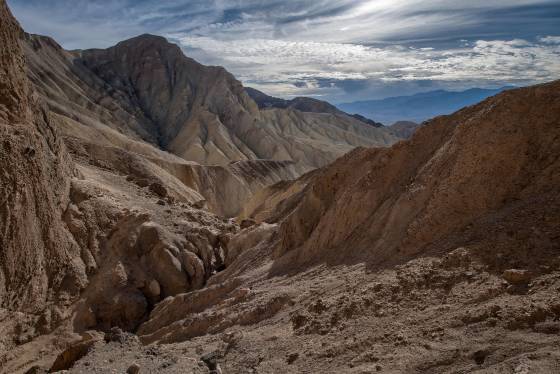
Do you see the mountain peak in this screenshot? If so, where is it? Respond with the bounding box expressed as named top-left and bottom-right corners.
top-left (112, 33), bottom-right (178, 52)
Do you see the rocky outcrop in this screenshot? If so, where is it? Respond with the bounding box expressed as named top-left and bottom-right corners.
top-left (0, 0), bottom-right (83, 320)
top-left (0, 2), bottom-right (94, 370)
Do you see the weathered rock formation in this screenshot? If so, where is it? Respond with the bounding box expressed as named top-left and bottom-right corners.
top-left (22, 33), bottom-right (399, 217)
top-left (0, 0), bottom-right (83, 324)
top-left (0, 1), bottom-right (90, 369)
top-left (24, 33), bottom-right (398, 170)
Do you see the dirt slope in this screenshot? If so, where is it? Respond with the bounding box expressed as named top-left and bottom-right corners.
top-left (275, 81), bottom-right (560, 270)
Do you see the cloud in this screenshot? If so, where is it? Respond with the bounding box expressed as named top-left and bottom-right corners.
top-left (539, 36), bottom-right (560, 44)
top-left (7, 0), bottom-right (560, 100)
top-left (174, 35), bottom-right (560, 97)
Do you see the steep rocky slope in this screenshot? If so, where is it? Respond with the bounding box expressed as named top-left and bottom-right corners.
top-left (0, 0), bottom-right (81, 321)
top-left (0, 1), bottom-right (87, 368)
top-left (275, 81), bottom-right (560, 269)
top-left (21, 33), bottom-right (398, 216)
top-left (24, 34), bottom-right (398, 170)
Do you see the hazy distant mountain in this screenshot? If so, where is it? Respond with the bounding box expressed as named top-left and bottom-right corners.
top-left (246, 87), bottom-right (384, 127)
top-left (338, 87), bottom-right (513, 124)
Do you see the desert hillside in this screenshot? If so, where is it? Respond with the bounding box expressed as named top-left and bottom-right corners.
top-left (1, 1), bottom-right (559, 373)
top-left (23, 33), bottom-right (398, 170)
top-left (20, 31), bottom-right (399, 217)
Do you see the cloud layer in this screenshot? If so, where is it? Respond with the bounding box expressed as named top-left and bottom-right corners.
top-left (8, 0), bottom-right (560, 101)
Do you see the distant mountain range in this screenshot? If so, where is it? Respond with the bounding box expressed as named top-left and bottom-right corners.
top-left (246, 87), bottom-right (384, 128)
top-left (338, 87), bottom-right (514, 125)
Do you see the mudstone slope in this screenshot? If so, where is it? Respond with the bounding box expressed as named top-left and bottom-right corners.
top-left (24, 33), bottom-right (398, 169)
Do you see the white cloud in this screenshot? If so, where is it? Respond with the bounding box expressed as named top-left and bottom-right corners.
top-left (539, 36), bottom-right (560, 44)
top-left (8, 0), bottom-right (560, 99)
top-left (175, 35), bottom-right (560, 90)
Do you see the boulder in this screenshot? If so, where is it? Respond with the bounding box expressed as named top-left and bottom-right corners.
top-left (502, 269), bottom-right (532, 285)
top-left (49, 333), bottom-right (102, 372)
top-left (127, 363), bottom-right (141, 374)
top-left (149, 182), bottom-right (168, 197)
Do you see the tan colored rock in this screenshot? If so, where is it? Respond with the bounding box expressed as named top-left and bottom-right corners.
top-left (145, 279), bottom-right (161, 299)
top-left (503, 269), bottom-right (532, 285)
top-left (226, 223), bottom-right (277, 266)
top-left (49, 333), bottom-right (102, 372)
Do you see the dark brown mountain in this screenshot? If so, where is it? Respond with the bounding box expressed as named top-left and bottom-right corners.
top-left (388, 120), bottom-right (419, 138)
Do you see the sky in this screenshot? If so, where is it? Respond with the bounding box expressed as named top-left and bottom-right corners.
top-left (8, 0), bottom-right (560, 103)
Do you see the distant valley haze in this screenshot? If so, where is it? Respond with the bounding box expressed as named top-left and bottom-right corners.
top-left (337, 87), bottom-right (514, 125)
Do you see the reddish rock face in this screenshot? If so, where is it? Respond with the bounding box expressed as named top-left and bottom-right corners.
top-left (275, 80), bottom-right (560, 271)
